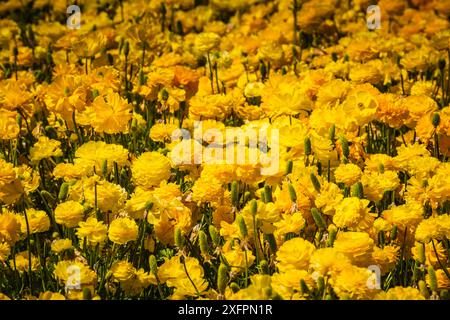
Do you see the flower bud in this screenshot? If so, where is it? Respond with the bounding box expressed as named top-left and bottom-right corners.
top-left (351, 182), bottom-right (364, 199)
top-left (390, 224), bottom-right (397, 241)
top-left (209, 225), bottom-right (220, 246)
top-left (288, 183), bottom-right (297, 203)
top-left (311, 208), bottom-right (326, 230)
top-left (419, 280), bottom-right (429, 299)
top-left (101, 159), bottom-right (108, 177)
top-left (428, 265), bottom-right (438, 292)
top-left (304, 137), bottom-right (311, 156)
top-left (230, 282), bottom-right (240, 293)
top-left (432, 113), bottom-right (440, 128)
top-left (231, 181), bottom-right (239, 207)
top-left (264, 185), bottom-right (272, 203)
top-left (58, 182), bottom-right (69, 201)
top-left (250, 199), bottom-right (257, 216)
top-left (329, 124), bottom-right (335, 142)
top-left (286, 160), bottom-right (294, 174)
top-left (149, 255), bottom-right (158, 275)
top-left (310, 173), bottom-right (321, 192)
top-left (82, 287), bottom-right (92, 300)
top-left (174, 227), bottom-right (184, 248)
top-left (327, 227), bottom-right (337, 247)
top-left (198, 230), bottom-right (209, 256)
top-left (285, 159), bottom-right (293, 175)
top-left (418, 242), bottom-right (426, 264)
top-left (217, 263), bottom-right (228, 295)
top-left (236, 215), bottom-right (248, 238)
top-left (300, 279), bottom-right (310, 295)
top-left (340, 136), bottom-right (349, 158)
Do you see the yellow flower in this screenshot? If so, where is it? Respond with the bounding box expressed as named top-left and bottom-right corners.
top-left (276, 238), bottom-right (315, 272)
top-left (30, 136), bottom-right (63, 162)
top-left (110, 260), bottom-right (135, 282)
top-left (0, 210), bottom-right (21, 244)
top-left (108, 217), bottom-right (139, 245)
top-left (75, 141), bottom-right (129, 174)
top-left (19, 209), bottom-right (50, 234)
top-left (150, 122), bottom-right (179, 143)
top-left (333, 232), bottom-right (374, 267)
top-left (76, 217), bottom-right (108, 245)
top-left (132, 152), bottom-right (172, 189)
top-left (271, 270), bottom-right (314, 300)
top-left (273, 212), bottom-right (305, 237)
top-left (222, 244), bottom-right (256, 274)
top-left (12, 251), bottom-right (40, 273)
top-left (54, 260), bottom-right (97, 286)
top-left (333, 197), bottom-right (372, 230)
top-left (51, 238), bottom-right (73, 254)
top-left (371, 245), bottom-right (399, 274)
top-left (334, 163), bottom-right (362, 187)
top-left (195, 32), bottom-right (220, 53)
top-left (0, 242), bottom-right (10, 261)
top-left (332, 265), bottom-right (380, 300)
top-left (55, 201), bottom-right (85, 228)
top-left (375, 287), bottom-right (424, 300)
top-left (86, 91), bottom-right (132, 134)
top-left (309, 247), bottom-right (351, 277)
top-left (38, 292), bottom-right (66, 300)
top-left (0, 109), bottom-right (20, 140)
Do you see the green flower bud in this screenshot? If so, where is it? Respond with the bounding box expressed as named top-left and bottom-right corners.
top-left (340, 136), bottom-right (349, 158)
top-left (304, 137), bottom-right (311, 156)
top-left (329, 124), bottom-right (335, 142)
top-left (174, 227), bottom-right (184, 248)
top-left (327, 228), bottom-right (337, 247)
top-left (149, 255), bottom-right (158, 275)
top-left (378, 163), bottom-right (385, 174)
top-left (230, 282), bottom-right (240, 293)
top-left (288, 183), bottom-right (297, 203)
top-left (418, 280), bottom-right (429, 299)
top-left (101, 159), bottom-right (108, 177)
top-left (231, 181), bottom-right (239, 207)
top-left (285, 159), bottom-right (293, 175)
top-left (250, 199), bottom-right (257, 216)
top-left (310, 173), bottom-right (321, 193)
top-left (390, 224), bottom-right (397, 241)
top-left (264, 185), bottom-right (273, 203)
top-left (300, 279), bottom-right (310, 295)
top-left (351, 182), bottom-right (364, 199)
top-left (217, 263), bottom-right (228, 295)
top-left (428, 265), bottom-right (438, 292)
top-left (82, 287), bottom-right (92, 300)
top-left (58, 182), bottom-right (69, 201)
top-left (198, 230), bottom-right (209, 256)
top-left (236, 215), bottom-right (248, 238)
top-left (311, 208), bottom-right (326, 230)
top-left (432, 113), bottom-right (441, 128)
top-left (209, 225), bottom-right (220, 246)
top-left (418, 242), bottom-right (426, 264)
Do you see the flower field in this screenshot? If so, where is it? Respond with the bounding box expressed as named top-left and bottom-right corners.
top-left (1, 0), bottom-right (450, 300)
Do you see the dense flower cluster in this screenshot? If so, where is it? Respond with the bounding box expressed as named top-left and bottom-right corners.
top-left (0, 0), bottom-right (450, 300)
